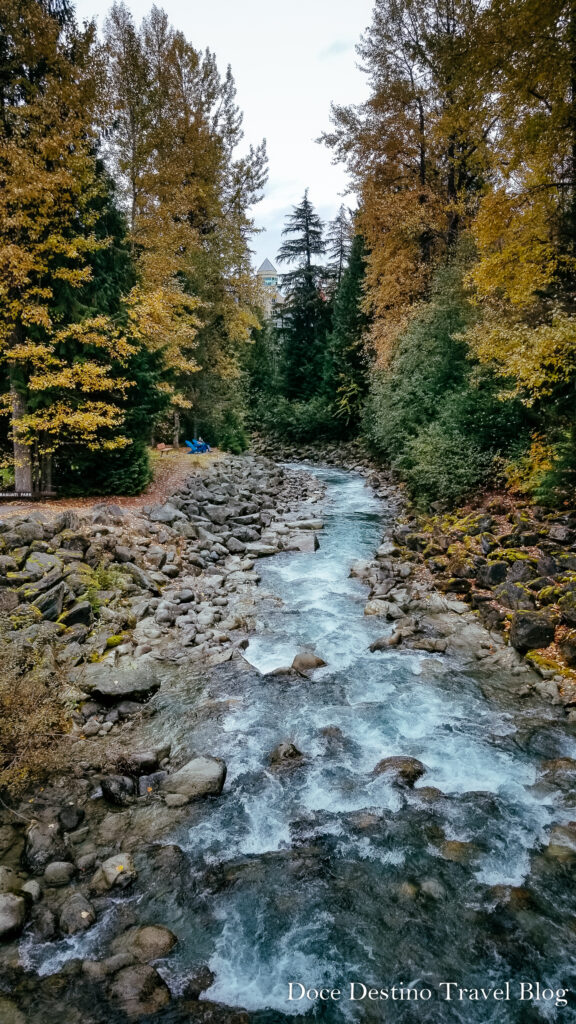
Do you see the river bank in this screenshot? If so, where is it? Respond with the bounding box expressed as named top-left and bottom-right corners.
top-left (1, 452), bottom-right (575, 1023)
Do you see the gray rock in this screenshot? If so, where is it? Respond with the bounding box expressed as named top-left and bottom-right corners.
top-left (0, 894), bottom-right (26, 941)
top-left (59, 804), bottom-right (85, 832)
top-left (138, 771), bottom-right (168, 795)
top-left (90, 853), bottom-right (137, 894)
top-left (32, 581), bottom-right (67, 620)
top-left (78, 662), bottom-right (161, 704)
top-left (0, 589), bottom-right (19, 613)
top-left (161, 756), bottom-right (226, 802)
top-left (0, 555), bottom-right (18, 576)
top-left (21, 880), bottom-right (41, 903)
top-left (269, 741), bottom-right (304, 769)
top-left (493, 581), bottom-right (536, 611)
top-left (246, 542), bottom-right (279, 557)
top-left (149, 503), bottom-right (186, 524)
top-left (59, 892), bottom-right (96, 934)
top-left (22, 821), bottom-right (66, 874)
top-left (477, 562), bottom-right (508, 588)
top-left (60, 601), bottom-right (93, 627)
top-left (120, 562), bottom-right (160, 594)
top-left (44, 861), bottom-right (75, 887)
top-left (0, 997), bottom-right (26, 1024)
top-left (0, 867), bottom-right (22, 894)
top-left (510, 610), bottom-right (557, 652)
top-left (101, 775), bottom-right (135, 806)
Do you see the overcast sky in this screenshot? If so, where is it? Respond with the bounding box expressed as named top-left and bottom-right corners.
top-left (74, 0), bottom-right (375, 270)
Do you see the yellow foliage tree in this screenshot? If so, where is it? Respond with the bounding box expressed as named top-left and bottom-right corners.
top-left (0, 0), bottom-right (134, 491)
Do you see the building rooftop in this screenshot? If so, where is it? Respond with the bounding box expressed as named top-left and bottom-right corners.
top-left (257, 258), bottom-right (278, 275)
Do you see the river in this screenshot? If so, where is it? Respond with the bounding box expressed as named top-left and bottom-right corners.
top-left (23, 464), bottom-right (576, 1022)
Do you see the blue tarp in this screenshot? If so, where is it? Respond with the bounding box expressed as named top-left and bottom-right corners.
top-left (185, 439), bottom-right (210, 453)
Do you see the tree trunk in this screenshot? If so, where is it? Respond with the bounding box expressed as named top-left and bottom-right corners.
top-left (10, 379), bottom-right (32, 493)
top-left (173, 410), bottom-right (180, 449)
top-left (41, 452), bottom-right (53, 494)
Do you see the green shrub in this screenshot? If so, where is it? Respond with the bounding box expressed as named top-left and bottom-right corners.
top-left (395, 424), bottom-right (493, 507)
top-left (57, 439), bottom-right (152, 497)
top-left (254, 393), bottom-right (336, 443)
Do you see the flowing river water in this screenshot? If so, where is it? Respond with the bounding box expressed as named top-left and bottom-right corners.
top-left (23, 465), bottom-right (576, 1022)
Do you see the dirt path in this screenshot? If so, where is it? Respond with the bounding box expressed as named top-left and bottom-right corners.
top-left (0, 448), bottom-right (222, 517)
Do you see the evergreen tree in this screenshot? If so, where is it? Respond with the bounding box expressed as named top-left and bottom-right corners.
top-left (326, 205), bottom-right (353, 287)
top-left (324, 233), bottom-right (370, 434)
top-left (53, 167), bottom-right (168, 495)
top-left (277, 191), bottom-right (332, 400)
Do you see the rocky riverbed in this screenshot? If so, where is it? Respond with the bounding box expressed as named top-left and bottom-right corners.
top-left (1, 450), bottom-right (576, 1023)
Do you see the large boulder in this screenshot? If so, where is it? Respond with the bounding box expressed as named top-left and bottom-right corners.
top-left (43, 861), bottom-right (75, 887)
top-left (109, 964), bottom-right (171, 1017)
top-left (477, 561), bottom-right (508, 588)
top-left (59, 892), bottom-right (96, 935)
top-left (373, 756), bottom-right (427, 788)
top-left (32, 581), bottom-right (67, 620)
top-left (0, 867), bottom-right (22, 895)
top-left (111, 924), bottom-right (177, 963)
top-left (0, 894), bottom-right (26, 941)
top-left (90, 853), bottom-right (137, 894)
top-left (148, 503), bottom-right (186, 524)
top-left (78, 662), bottom-right (161, 704)
top-left (22, 821), bottom-right (66, 874)
top-left (509, 610), bottom-right (557, 653)
top-left (161, 756), bottom-right (226, 803)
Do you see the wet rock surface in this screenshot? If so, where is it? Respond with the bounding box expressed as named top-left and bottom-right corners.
top-left (1, 448), bottom-right (576, 1023)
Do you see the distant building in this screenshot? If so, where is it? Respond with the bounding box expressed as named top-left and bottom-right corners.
top-left (257, 257), bottom-right (283, 317)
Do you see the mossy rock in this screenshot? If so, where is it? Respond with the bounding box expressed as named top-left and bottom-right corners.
top-left (106, 634), bottom-right (129, 649)
top-left (559, 591), bottom-right (576, 627)
top-left (525, 651), bottom-right (566, 676)
top-left (9, 604), bottom-right (43, 629)
top-left (499, 549), bottom-right (537, 564)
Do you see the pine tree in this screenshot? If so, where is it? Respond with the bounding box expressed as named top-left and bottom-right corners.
top-left (326, 205), bottom-right (353, 287)
top-left (324, 233), bottom-right (370, 434)
top-left (277, 191), bottom-right (332, 400)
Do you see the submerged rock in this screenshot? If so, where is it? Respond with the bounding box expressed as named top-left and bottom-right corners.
top-left (111, 924), bottom-right (177, 963)
top-left (269, 741), bottom-right (304, 770)
top-left (291, 652), bottom-right (326, 673)
top-left (109, 964), bottom-right (171, 1016)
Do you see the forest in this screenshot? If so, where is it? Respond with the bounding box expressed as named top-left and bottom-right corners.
top-left (250, 0), bottom-right (576, 509)
top-left (1, 0), bottom-right (575, 510)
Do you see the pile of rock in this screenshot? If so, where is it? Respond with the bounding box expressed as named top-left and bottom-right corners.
top-left (361, 504), bottom-right (576, 711)
top-left (250, 433), bottom-right (376, 474)
top-left (0, 455), bottom-right (325, 696)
